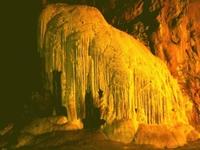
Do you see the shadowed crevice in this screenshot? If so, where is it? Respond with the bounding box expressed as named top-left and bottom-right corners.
top-left (83, 90), bottom-right (105, 130)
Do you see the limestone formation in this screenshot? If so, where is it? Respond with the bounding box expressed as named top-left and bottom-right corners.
top-left (37, 3), bottom-right (199, 148)
top-left (50, 0), bottom-right (200, 128)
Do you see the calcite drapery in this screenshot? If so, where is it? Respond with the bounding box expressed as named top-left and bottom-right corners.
top-left (38, 3), bottom-right (198, 147)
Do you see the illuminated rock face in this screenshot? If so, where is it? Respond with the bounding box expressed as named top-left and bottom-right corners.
top-left (52, 0), bottom-right (200, 126)
top-left (38, 4), bottom-right (199, 147)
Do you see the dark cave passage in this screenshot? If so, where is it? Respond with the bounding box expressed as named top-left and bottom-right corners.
top-left (1, 0), bottom-right (43, 124)
top-left (53, 71), bottom-right (67, 116)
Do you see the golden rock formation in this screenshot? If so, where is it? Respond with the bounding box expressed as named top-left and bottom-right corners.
top-left (37, 3), bottom-right (199, 148)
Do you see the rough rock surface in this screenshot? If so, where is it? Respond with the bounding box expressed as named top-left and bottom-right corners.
top-left (36, 3), bottom-right (199, 148)
top-left (14, 116), bottom-right (83, 148)
top-left (135, 123), bottom-right (200, 148)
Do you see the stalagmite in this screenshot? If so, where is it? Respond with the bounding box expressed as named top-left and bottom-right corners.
top-left (38, 3), bottom-right (199, 148)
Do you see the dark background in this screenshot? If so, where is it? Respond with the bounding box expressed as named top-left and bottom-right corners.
top-left (0, 0), bottom-right (96, 124)
top-left (0, 0), bottom-right (42, 123)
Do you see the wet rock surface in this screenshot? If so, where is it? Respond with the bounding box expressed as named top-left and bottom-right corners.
top-left (3, 129), bottom-right (200, 150)
top-left (0, 118), bottom-right (200, 149)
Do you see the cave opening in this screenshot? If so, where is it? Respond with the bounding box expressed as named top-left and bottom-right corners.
top-left (83, 89), bottom-right (105, 130)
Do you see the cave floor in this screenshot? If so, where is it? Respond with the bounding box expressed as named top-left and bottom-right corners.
top-left (16, 130), bottom-right (200, 150)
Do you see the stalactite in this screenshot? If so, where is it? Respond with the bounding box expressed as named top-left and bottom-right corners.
top-left (38, 4), bottom-right (189, 126)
